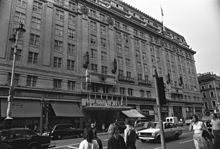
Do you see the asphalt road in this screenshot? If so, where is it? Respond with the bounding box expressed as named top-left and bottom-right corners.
top-left (49, 126), bottom-right (195, 149)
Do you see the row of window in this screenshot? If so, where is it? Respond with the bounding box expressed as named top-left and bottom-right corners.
top-left (8, 73), bottom-right (76, 90)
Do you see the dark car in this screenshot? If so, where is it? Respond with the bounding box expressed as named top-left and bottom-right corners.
top-left (44, 124), bottom-right (83, 140)
top-left (0, 128), bottom-right (51, 149)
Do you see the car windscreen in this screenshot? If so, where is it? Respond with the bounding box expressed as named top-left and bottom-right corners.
top-left (147, 122), bottom-right (159, 129)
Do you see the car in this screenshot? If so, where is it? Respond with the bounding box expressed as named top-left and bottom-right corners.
top-left (134, 122), bottom-right (149, 132)
top-left (43, 123), bottom-right (83, 140)
top-left (137, 122), bottom-right (182, 142)
top-left (0, 128), bottom-right (51, 149)
top-left (185, 119), bottom-right (192, 125)
top-left (165, 117), bottom-right (184, 127)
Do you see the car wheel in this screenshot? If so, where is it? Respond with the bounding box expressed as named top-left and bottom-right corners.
top-left (174, 133), bottom-right (179, 140)
top-left (29, 144), bottom-right (41, 149)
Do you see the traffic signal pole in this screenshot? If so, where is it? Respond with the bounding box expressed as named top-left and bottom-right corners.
top-left (154, 70), bottom-right (166, 149)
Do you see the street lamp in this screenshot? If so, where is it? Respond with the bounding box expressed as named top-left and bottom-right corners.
top-left (6, 22), bottom-right (26, 120)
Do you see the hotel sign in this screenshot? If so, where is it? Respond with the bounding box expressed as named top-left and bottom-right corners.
top-left (82, 98), bottom-right (123, 107)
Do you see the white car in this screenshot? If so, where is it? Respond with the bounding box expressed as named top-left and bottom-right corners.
top-left (137, 122), bottom-right (182, 142)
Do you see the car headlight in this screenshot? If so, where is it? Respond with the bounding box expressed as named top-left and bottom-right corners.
top-left (152, 132), bottom-right (156, 137)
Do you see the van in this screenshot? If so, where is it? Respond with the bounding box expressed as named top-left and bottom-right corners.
top-left (165, 117), bottom-right (183, 126)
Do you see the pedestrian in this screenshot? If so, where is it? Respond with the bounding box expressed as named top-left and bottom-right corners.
top-left (124, 119), bottom-right (136, 149)
top-left (189, 114), bottom-right (208, 149)
top-left (79, 128), bottom-right (99, 149)
top-left (107, 124), bottom-right (126, 149)
top-left (210, 113), bottom-right (220, 149)
top-left (91, 122), bottom-right (103, 149)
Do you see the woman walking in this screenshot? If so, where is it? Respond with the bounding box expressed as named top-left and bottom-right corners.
top-left (211, 113), bottom-right (220, 149)
top-left (124, 119), bottom-right (136, 149)
top-left (189, 114), bottom-right (208, 149)
top-left (79, 128), bottom-right (99, 149)
top-left (107, 124), bottom-right (126, 149)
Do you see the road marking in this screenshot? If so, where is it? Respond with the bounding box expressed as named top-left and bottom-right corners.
top-left (180, 139), bottom-right (193, 144)
top-left (67, 146), bottom-right (78, 149)
top-left (154, 147), bottom-right (162, 149)
top-left (52, 143), bottom-right (80, 149)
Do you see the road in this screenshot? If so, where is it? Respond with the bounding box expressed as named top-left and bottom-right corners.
top-left (49, 126), bottom-right (195, 149)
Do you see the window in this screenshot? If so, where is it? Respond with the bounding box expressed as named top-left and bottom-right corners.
top-left (100, 25), bottom-right (106, 36)
top-left (68, 28), bottom-right (76, 40)
top-left (117, 44), bottom-right (122, 54)
top-left (101, 38), bottom-right (106, 48)
top-left (10, 48), bottom-right (22, 61)
top-left (56, 0), bottom-right (64, 6)
top-left (134, 29), bottom-right (138, 36)
top-left (101, 66), bottom-right (107, 74)
top-left (31, 16), bottom-right (41, 30)
top-left (55, 24), bottom-right (63, 36)
top-left (126, 71), bottom-right (131, 78)
top-left (67, 43), bottom-right (76, 55)
top-left (138, 73), bottom-right (142, 81)
top-left (8, 73), bottom-right (20, 86)
top-left (14, 11), bottom-right (26, 25)
top-left (91, 64), bottom-right (98, 72)
top-left (28, 51), bottom-right (38, 64)
top-left (55, 9), bottom-right (64, 21)
top-left (101, 51), bottom-right (107, 61)
top-left (123, 24), bottom-right (128, 31)
top-left (26, 75), bottom-right (37, 87)
top-left (29, 33), bottom-right (40, 46)
top-left (140, 90), bottom-right (144, 97)
top-left (128, 88), bottom-right (133, 96)
top-left (136, 50), bottom-right (140, 59)
top-left (68, 13), bottom-right (76, 26)
top-left (17, 0), bottom-right (27, 8)
top-left (90, 9), bottom-right (97, 18)
top-left (210, 91), bottom-right (214, 98)
top-left (53, 57), bottom-right (62, 68)
top-left (115, 32), bottom-right (121, 42)
top-left (209, 84), bottom-right (212, 88)
top-left (90, 35), bottom-right (97, 46)
top-left (67, 81), bottom-right (75, 90)
top-left (68, 1), bottom-right (76, 11)
top-left (204, 102), bottom-right (208, 109)
top-left (124, 34), bottom-right (129, 44)
top-left (54, 40), bottom-right (63, 51)
top-left (33, 0), bottom-right (43, 13)
top-left (67, 59), bottom-right (75, 71)
top-left (203, 93), bottom-right (206, 98)
top-left (125, 58), bottom-right (130, 66)
top-left (146, 91), bottom-right (151, 98)
top-left (144, 64), bottom-right (148, 72)
top-left (118, 56), bottom-right (123, 65)
top-left (124, 46), bottom-right (129, 55)
top-left (120, 87), bottom-right (125, 95)
top-left (115, 21), bottom-right (120, 28)
top-left (119, 70), bottom-right (123, 77)
top-left (137, 62), bottom-right (142, 70)
top-left (100, 13), bottom-right (105, 22)
top-left (91, 49), bottom-right (97, 58)
top-left (212, 101), bottom-right (216, 107)
top-left (90, 21), bottom-right (97, 33)
top-left (53, 79), bottom-right (62, 89)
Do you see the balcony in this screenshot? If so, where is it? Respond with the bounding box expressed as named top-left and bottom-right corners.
top-left (118, 75), bottom-right (135, 83)
top-left (138, 79), bottom-right (152, 87)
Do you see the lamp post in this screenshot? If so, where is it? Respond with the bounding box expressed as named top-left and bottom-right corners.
top-left (6, 22), bottom-right (26, 120)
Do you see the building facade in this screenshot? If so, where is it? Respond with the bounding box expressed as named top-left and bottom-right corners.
top-left (198, 73), bottom-right (220, 113)
top-left (0, 0), bottom-right (203, 130)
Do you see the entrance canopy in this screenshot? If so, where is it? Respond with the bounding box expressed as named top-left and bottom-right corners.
top-left (1, 101), bottom-right (41, 117)
top-left (122, 109), bottom-right (145, 118)
top-left (51, 102), bottom-right (84, 117)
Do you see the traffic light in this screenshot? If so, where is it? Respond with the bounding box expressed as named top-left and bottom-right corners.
top-left (156, 77), bottom-right (167, 106)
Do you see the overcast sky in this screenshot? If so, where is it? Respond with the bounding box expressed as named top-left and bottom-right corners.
top-left (122, 0), bottom-right (220, 75)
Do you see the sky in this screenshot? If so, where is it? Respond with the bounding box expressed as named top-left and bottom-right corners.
top-left (122, 0), bottom-right (220, 75)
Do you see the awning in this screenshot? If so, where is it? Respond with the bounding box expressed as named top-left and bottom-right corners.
top-left (1, 101), bottom-right (41, 117)
top-left (51, 102), bottom-right (84, 117)
top-left (122, 109), bottom-right (145, 118)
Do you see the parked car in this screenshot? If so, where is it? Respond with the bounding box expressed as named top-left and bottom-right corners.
top-left (185, 119), bottom-right (192, 125)
top-left (137, 122), bottom-right (182, 142)
top-left (134, 122), bottom-right (149, 132)
top-left (165, 117), bottom-right (184, 126)
top-left (0, 128), bottom-right (51, 149)
top-left (43, 124), bottom-right (83, 140)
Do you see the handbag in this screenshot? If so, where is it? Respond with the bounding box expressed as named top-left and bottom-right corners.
top-left (202, 129), bottom-right (213, 140)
